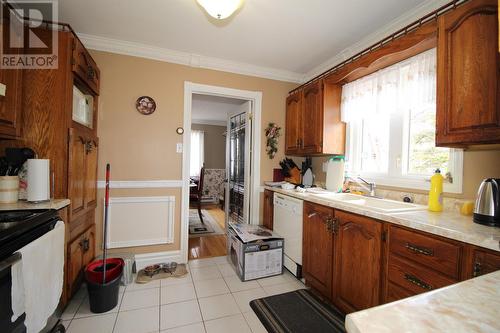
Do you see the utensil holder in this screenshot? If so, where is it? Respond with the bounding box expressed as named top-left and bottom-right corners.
top-left (0, 176), bottom-right (19, 203)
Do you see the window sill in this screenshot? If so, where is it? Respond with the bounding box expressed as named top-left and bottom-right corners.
top-left (348, 174), bottom-right (463, 194)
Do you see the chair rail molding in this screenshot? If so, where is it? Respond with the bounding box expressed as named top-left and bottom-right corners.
top-left (97, 180), bottom-right (184, 189)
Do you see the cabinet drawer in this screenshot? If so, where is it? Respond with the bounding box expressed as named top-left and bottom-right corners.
top-left (385, 281), bottom-right (414, 303)
top-left (389, 226), bottom-right (461, 278)
top-left (388, 256), bottom-right (457, 296)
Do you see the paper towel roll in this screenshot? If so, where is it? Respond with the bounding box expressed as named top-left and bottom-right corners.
top-left (27, 159), bottom-right (50, 202)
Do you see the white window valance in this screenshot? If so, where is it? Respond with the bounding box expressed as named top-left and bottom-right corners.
top-left (341, 48), bottom-right (436, 123)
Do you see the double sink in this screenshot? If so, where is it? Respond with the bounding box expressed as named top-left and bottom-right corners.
top-left (309, 192), bottom-right (426, 213)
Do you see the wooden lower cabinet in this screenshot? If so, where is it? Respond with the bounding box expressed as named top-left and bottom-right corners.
top-left (263, 189), bottom-right (274, 230)
top-left (67, 225), bottom-right (95, 296)
top-left (301, 199), bottom-right (500, 313)
top-left (470, 247), bottom-right (500, 278)
top-left (302, 202), bottom-right (334, 299)
top-left (333, 211), bottom-right (383, 313)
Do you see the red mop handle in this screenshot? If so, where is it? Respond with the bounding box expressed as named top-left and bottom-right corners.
top-left (105, 164), bottom-right (110, 207)
top-left (103, 163), bottom-right (111, 284)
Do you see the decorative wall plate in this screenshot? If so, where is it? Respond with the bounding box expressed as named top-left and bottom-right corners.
top-left (136, 96), bottom-right (156, 115)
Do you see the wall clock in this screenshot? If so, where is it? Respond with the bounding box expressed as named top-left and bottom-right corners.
top-left (135, 96), bottom-right (156, 115)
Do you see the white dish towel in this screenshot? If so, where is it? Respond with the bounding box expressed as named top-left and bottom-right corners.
top-left (11, 221), bottom-right (65, 333)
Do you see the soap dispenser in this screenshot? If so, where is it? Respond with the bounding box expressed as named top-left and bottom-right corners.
top-left (428, 169), bottom-right (444, 212)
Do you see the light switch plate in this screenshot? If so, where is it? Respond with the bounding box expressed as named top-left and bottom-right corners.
top-left (176, 143), bottom-right (183, 153)
top-left (0, 83), bottom-right (6, 97)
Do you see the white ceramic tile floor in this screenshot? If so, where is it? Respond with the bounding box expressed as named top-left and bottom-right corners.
top-left (194, 278), bottom-right (230, 298)
top-left (62, 256), bottom-right (306, 333)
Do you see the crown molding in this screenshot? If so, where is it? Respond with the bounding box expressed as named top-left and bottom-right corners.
top-left (303, 0), bottom-right (450, 81)
top-left (77, 33), bottom-right (304, 83)
top-left (191, 119), bottom-right (227, 126)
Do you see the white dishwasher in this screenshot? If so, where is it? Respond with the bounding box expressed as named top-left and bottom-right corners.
top-left (273, 193), bottom-right (303, 278)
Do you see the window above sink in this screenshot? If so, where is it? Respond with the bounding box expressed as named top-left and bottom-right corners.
top-left (341, 48), bottom-right (463, 194)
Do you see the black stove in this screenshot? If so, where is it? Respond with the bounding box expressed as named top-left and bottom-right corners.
top-left (0, 209), bottom-right (60, 261)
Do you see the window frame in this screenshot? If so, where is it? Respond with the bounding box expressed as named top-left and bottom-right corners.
top-left (343, 50), bottom-right (464, 194)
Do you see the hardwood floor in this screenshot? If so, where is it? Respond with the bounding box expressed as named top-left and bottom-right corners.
top-left (188, 205), bottom-right (227, 260)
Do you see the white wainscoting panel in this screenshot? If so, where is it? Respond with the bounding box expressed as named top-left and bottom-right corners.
top-left (106, 196), bottom-right (175, 248)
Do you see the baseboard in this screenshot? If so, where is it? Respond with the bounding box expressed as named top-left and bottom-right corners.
top-left (134, 250), bottom-right (184, 270)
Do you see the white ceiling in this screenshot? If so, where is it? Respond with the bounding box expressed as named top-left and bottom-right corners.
top-left (58, 0), bottom-right (446, 82)
top-left (191, 94), bottom-right (246, 125)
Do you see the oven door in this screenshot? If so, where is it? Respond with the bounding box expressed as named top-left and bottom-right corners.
top-left (0, 252), bottom-right (26, 333)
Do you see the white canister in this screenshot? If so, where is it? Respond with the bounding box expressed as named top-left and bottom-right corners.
top-left (0, 176), bottom-right (20, 203)
top-left (27, 159), bottom-right (50, 202)
top-left (325, 156), bottom-right (345, 192)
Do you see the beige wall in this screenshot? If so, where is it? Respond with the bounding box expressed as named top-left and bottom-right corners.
top-left (191, 124), bottom-right (226, 170)
top-left (310, 148), bottom-right (500, 199)
top-left (92, 50), bottom-right (297, 255)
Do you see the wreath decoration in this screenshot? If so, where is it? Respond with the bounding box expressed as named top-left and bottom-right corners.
top-left (265, 122), bottom-right (282, 159)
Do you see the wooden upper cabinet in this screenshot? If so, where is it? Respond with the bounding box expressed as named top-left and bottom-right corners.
top-left (302, 82), bottom-right (323, 154)
top-left (285, 81), bottom-right (345, 156)
top-left (0, 19), bottom-right (23, 139)
top-left (302, 202), bottom-right (334, 299)
top-left (72, 37), bottom-right (100, 95)
top-left (68, 127), bottom-right (99, 220)
top-left (285, 90), bottom-right (302, 154)
top-left (333, 210), bottom-right (382, 313)
top-left (0, 67), bottom-right (23, 139)
top-left (69, 128), bottom-right (86, 219)
top-left (84, 137), bottom-right (98, 210)
top-left (436, 0), bottom-right (500, 146)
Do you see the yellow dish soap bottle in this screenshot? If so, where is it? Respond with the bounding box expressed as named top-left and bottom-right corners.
top-left (428, 169), bottom-right (444, 212)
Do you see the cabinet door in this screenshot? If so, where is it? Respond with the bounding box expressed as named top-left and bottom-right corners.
top-left (301, 81), bottom-right (323, 154)
top-left (285, 91), bottom-right (302, 154)
top-left (262, 190), bottom-right (274, 230)
top-left (303, 202), bottom-right (334, 299)
top-left (436, 0), bottom-right (500, 146)
top-left (84, 138), bottom-right (98, 209)
top-left (472, 248), bottom-right (500, 278)
top-left (72, 37), bottom-right (100, 95)
top-left (67, 234), bottom-right (84, 296)
top-left (333, 210), bottom-right (382, 313)
top-left (82, 225), bottom-right (95, 267)
top-left (68, 128), bottom-right (87, 219)
top-left (0, 19), bottom-right (23, 139)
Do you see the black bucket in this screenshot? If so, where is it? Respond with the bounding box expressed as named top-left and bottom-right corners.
top-left (86, 269), bottom-right (123, 313)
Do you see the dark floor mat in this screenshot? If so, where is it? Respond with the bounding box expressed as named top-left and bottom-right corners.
top-left (250, 289), bottom-right (346, 333)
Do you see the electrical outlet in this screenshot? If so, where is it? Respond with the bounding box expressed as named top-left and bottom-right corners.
top-left (176, 143), bottom-right (183, 153)
top-left (322, 162), bottom-right (328, 173)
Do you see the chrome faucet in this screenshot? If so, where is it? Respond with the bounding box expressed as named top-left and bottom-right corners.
top-left (352, 177), bottom-right (377, 197)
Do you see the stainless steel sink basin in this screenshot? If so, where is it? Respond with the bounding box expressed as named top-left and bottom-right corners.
top-left (310, 192), bottom-right (426, 213)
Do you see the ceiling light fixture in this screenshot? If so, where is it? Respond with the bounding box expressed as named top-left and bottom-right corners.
top-left (196, 0), bottom-right (243, 20)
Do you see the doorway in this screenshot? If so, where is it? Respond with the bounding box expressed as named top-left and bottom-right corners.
top-left (182, 83), bottom-right (262, 262)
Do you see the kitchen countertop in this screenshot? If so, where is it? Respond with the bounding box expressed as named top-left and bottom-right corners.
top-left (345, 270), bottom-right (500, 333)
top-left (264, 186), bottom-right (500, 252)
top-left (0, 199), bottom-right (70, 211)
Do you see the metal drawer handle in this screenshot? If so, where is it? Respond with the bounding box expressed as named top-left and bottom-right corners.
top-left (404, 273), bottom-right (432, 290)
top-left (325, 216), bottom-right (338, 234)
top-left (473, 261), bottom-right (481, 277)
top-left (405, 243), bottom-right (434, 256)
top-left (307, 212), bottom-right (317, 218)
top-left (80, 238), bottom-right (90, 252)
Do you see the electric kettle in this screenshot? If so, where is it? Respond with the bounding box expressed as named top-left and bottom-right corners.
top-left (473, 178), bottom-right (500, 227)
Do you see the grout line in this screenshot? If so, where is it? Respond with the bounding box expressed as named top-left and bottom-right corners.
top-left (158, 280), bottom-right (162, 333)
top-left (111, 284), bottom-right (127, 333)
